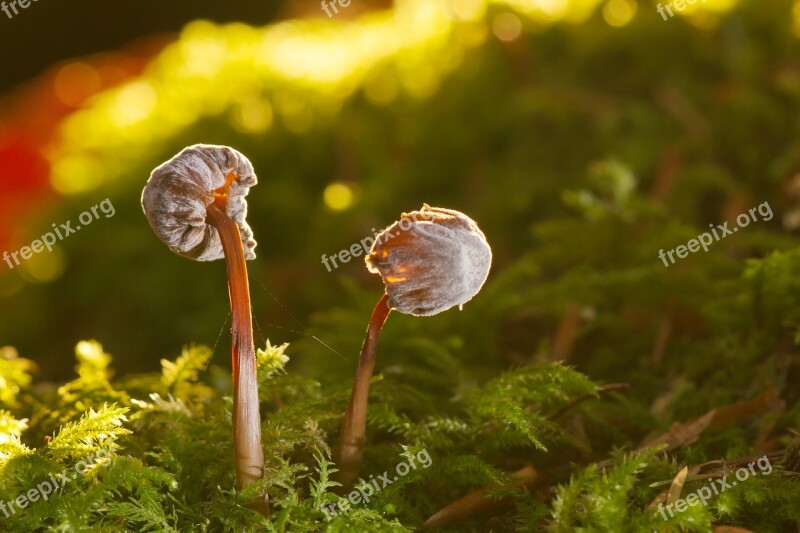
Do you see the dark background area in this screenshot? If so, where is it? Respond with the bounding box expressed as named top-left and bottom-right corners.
top-left (0, 0), bottom-right (288, 93)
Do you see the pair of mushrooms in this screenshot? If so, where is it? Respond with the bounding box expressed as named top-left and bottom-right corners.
top-left (141, 145), bottom-right (492, 499)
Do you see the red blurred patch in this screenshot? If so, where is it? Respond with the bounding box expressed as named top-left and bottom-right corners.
top-left (0, 137), bottom-right (49, 197)
top-left (0, 134), bottom-right (50, 251)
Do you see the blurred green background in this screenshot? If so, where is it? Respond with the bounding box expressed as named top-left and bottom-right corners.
top-left (1, 0), bottom-right (799, 385)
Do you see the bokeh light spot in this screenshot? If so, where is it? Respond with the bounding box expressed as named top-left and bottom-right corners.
top-left (231, 99), bottom-right (273, 133)
top-left (109, 81), bottom-right (157, 127)
top-left (603, 0), bottom-right (636, 27)
top-left (54, 62), bottom-right (102, 108)
top-left (492, 12), bottom-right (522, 41)
top-left (324, 183), bottom-right (355, 211)
top-left (20, 246), bottom-right (65, 284)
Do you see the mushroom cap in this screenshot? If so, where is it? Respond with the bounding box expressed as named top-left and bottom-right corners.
top-left (141, 144), bottom-right (257, 261)
top-left (366, 204), bottom-right (492, 316)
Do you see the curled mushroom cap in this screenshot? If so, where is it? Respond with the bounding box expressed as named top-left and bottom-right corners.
top-left (366, 204), bottom-right (492, 316)
top-left (141, 144), bottom-right (257, 261)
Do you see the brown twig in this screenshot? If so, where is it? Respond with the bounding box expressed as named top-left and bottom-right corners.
top-left (550, 304), bottom-right (581, 362)
top-left (548, 383), bottom-right (630, 421)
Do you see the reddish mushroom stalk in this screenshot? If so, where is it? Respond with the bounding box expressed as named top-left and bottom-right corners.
top-left (142, 145), bottom-right (265, 500)
top-left (206, 202), bottom-right (263, 489)
top-left (337, 293), bottom-right (392, 487)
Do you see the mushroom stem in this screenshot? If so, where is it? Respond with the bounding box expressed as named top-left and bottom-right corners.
top-left (206, 203), bottom-right (264, 492)
top-left (337, 293), bottom-right (392, 488)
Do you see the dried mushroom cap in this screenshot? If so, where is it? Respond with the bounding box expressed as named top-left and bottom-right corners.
top-left (141, 144), bottom-right (257, 261)
top-left (366, 204), bottom-right (492, 316)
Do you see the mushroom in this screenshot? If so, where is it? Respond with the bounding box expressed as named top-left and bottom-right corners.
top-left (141, 144), bottom-right (264, 496)
top-left (336, 204), bottom-right (492, 487)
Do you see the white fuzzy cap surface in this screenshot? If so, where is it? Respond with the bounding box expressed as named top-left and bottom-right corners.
top-left (366, 205), bottom-right (492, 316)
top-left (141, 144), bottom-right (257, 261)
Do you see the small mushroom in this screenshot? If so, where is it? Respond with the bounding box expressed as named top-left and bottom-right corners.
top-left (336, 204), bottom-right (492, 487)
top-left (141, 144), bottom-right (265, 497)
